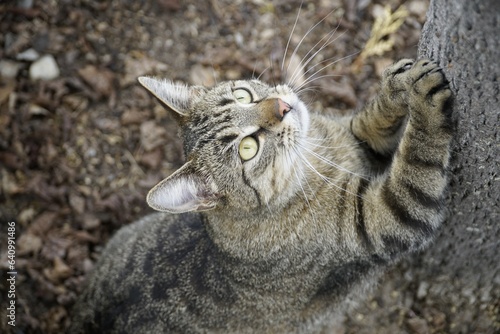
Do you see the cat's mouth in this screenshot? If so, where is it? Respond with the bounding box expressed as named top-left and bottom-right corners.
top-left (271, 85), bottom-right (310, 135)
top-left (279, 96), bottom-right (309, 137)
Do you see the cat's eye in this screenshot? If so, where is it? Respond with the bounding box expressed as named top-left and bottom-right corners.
top-left (233, 88), bottom-right (253, 104)
top-left (238, 136), bottom-right (259, 161)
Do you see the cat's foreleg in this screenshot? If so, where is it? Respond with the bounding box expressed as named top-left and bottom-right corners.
top-left (350, 59), bottom-right (415, 154)
top-left (355, 59), bottom-right (453, 258)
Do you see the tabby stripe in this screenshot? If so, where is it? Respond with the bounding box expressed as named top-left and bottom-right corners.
top-left (336, 178), bottom-right (350, 225)
top-left (370, 253), bottom-right (388, 265)
top-left (378, 118), bottom-right (404, 137)
top-left (381, 184), bottom-right (434, 236)
top-left (270, 156), bottom-right (277, 191)
top-left (192, 138), bottom-right (211, 150)
top-left (316, 260), bottom-right (373, 296)
top-left (218, 99), bottom-right (233, 107)
top-left (241, 170), bottom-right (262, 207)
top-left (401, 179), bottom-right (443, 211)
top-left (192, 123), bottom-right (211, 138)
top-left (354, 178), bottom-right (374, 251)
top-left (192, 125), bottom-right (235, 151)
top-left (217, 134), bottom-right (239, 144)
top-left (211, 109), bottom-right (233, 120)
top-left (192, 112), bottom-right (231, 132)
top-left (192, 115), bottom-right (209, 127)
top-left (397, 149), bottom-right (444, 172)
top-left (381, 234), bottom-right (411, 257)
top-left (373, 98), bottom-right (384, 117)
top-left (212, 124), bottom-right (233, 135)
top-left (201, 125), bottom-right (232, 143)
top-left (252, 154), bottom-right (273, 177)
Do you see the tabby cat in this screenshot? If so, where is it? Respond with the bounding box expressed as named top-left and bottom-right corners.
top-left (70, 55), bottom-right (452, 332)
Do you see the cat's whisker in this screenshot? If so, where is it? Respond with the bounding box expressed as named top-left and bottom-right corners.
top-left (302, 156), bottom-right (368, 202)
top-left (302, 127), bottom-right (368, 150)
top-left (298, 143), bottom-right (369, 180)
top-left (251, 61), bottom-right (259, 80)
top-left (295, 86), bottom-right (321, 96)
top-left (281, 148), bottom-right (313, 217)
top-left (293, 52), bottom-right (359, 93)
top-left (210, 63), bottom-right (218, 86)
top-left (303, 138), bottom-right (366, 150)
top-left (291, 163), bottom-right (319, 226)
top-left (281, 1), bottom-right (303, 73)
top-left (294, 74), bottom-right (344, 95)
top-left (257, 65), bottom-right (272, 81)
top-left (303, 147), bottom-right (368, 180)
top-left (304, 133), bottom-right (363, 143)
top-left (285, 8), bottom-right (339, 85)
top-left (297, 159), bottom-right (322, 206)
top-left (287, 20), bottom-right (343, 88)
top-left (297, 31), bottom-right (353, 81)
top-left (287, 29), bottom-right (336, 87)
top-left (293, 147), bottom-right (360, 199)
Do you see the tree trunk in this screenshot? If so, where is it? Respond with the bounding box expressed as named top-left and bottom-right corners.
top-left (346, 0), bottom-right (499, 332)
top-left (419, 0), bottom-right (499, 283)
top-left (415, 0), bottom-right (499, 331)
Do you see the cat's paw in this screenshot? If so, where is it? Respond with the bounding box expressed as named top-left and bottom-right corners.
top-left (406, 59), bottom-right (452, 128)
top-left (383, 59), bottom-right (414, 81)
top-left (380, 59), bottom-right (415, 112)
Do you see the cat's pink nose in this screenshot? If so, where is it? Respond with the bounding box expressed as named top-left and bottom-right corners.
top-left (277, 98), bottom-right (291, 118)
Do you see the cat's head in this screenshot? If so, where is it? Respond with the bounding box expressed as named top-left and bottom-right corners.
top-left (139, 77), bottom-right (310, 214)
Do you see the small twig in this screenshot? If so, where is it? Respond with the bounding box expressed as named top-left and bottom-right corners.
top-left (352, 5), bottom-right (409, 73)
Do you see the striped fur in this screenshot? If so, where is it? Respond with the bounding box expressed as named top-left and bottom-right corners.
top-left (71, 59), bottom-right (453, 333)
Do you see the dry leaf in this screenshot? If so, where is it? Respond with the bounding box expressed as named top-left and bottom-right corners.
top-left (158, 0), bottom-right (181, 11)
top-left (29, 211), bottom-right (58, 236)
top-left (43, 257), bottom-right (74, 283)
top-left (122, 51), bottom-right (168, 86)
top-left (0, 80), bottom-right (16, 105)
top-left (78, 65), bottom-right (115, 97)
top-left (121, 109), bottom-right (150, 125)
top-left (81, 214), bottom-right (100, 230)
top-left (0, 169), bottom-right (23, 195)
top-left (140, 120), bottom-right (167, 151)
top-left (41, 235), bottom-right (72, 261)
top-left (190, 63), bottom-right (218, 86)
top-left (352, 5), bottom-right (409, 72)
top-left (139, 147), bottom-right (163, 169)
top-left (69, 192), bottom-right (86, 214)
top-left (320, 79), bottom-right (357, 108)
top-left (18, 233), bottom-right (43, 255)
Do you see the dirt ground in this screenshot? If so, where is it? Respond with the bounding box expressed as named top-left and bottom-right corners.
top-left (1, 0), bottom-right (472, 333)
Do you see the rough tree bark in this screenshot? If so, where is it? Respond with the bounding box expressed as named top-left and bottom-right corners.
top-left (419, 0), bottom-right (499, 273)
top-left (415, 0), bottom-right (499, 331)
top-left (346, 1), bottom-right (499, 333)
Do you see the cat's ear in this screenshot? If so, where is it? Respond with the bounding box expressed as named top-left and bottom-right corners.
top-left (138, 77), bottom-right (206, 117)
top-left (146, 160), bottom-right (219, 213)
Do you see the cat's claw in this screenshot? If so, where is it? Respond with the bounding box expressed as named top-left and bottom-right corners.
top-left (405, 59), bottom-right (452, 128)
top-left (388, 59), bottom-right (414, 76)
